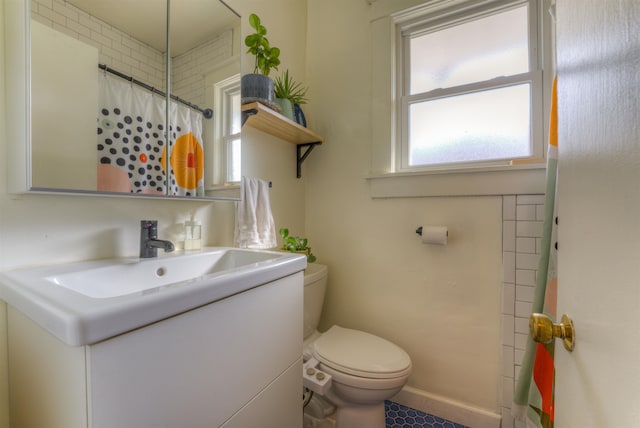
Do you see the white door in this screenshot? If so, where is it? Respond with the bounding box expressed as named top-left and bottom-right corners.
top-left (554, 1), bottom-right (640, 426)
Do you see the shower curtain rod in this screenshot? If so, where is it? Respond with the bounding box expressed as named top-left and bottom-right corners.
top-left (98, 64), bottom-right (213, 119)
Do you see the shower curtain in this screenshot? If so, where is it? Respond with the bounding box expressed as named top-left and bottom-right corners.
top-left (97, 73), bottom-right (204, 196)
top-left (512, 77), bottom-right (558, 428)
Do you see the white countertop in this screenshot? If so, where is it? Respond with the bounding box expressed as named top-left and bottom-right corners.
top-left (0, 247), bottom-right (306, 346)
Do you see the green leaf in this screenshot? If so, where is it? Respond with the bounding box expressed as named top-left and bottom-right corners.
top-left (273, 69), bottom-right (308, 104)
top-left (279, 228), bottom-right (317, 261)
top-left (248, 13), bottom-right (261, 31)
top-left (245, 13), bottom-right (280, 75)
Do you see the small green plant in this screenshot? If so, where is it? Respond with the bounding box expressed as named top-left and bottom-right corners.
top-left (279, 228), bottom-right (316, 263)
top-left (274, 70), bottom-right (308, 105)
top-left (244, 13), bottom-right (281, 76)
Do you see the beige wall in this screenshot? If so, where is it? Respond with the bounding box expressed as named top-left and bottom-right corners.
top-left (0, 1), bottom-right (306, 426)
top-left (1, 5), bottom-right (10, 426)
top-left (1, 0), bottom-right (506, 424)
top-left (227, 0), bottom-right (308, 236)
top-left (305, 0), bottom-right (503, 412)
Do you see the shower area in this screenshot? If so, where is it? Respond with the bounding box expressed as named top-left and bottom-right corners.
top-left (96, 66), bottom-right (206, 196)
top-left (30, 0), bottom-right (237, 196)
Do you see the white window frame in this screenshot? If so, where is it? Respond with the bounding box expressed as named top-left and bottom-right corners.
top-left (395, 0), bottom-right (543, 173)
top-left (213, 74), bottom-right (241, 185)
top-left (367, 0), bottom-right (553, 197)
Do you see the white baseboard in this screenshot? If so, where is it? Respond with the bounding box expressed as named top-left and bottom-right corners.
top-left (391, 386), bottom-right (502, 428)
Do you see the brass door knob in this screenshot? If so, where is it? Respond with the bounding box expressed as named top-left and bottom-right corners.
top-left (529, 313), bottom-right (575, 352)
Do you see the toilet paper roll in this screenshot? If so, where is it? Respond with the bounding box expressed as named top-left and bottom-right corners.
top-left (421, 226), bottom-right (448, 245)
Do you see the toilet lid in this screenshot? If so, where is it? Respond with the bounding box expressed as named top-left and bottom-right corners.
top-left (312, 325), bottom-right (412, 379)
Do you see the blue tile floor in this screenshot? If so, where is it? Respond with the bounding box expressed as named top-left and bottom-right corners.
top-left (385, 401), bottom-right (468, 428)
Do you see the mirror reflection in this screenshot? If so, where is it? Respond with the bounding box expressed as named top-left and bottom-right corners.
top-left (29, 0), bottom-right (241, 199)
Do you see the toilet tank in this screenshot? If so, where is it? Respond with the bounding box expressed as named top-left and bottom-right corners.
top-left (303, 263), bottom-right (328, 340)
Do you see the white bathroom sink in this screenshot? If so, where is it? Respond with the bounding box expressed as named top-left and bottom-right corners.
top-left (0, 248), bottom-right (306, 346)
top-left (47, 249), bottom-right (281, 298)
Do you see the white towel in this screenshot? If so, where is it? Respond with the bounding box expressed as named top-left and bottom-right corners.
top-left (234, 177), bottom-right (277, 249)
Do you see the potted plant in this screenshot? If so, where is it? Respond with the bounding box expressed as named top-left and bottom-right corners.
top-left (274, 70), bottom-right (308, 121)
top-left (279, 228), bottom-right (316, 263)
top-left (241, 13), bottom-right (281, 107)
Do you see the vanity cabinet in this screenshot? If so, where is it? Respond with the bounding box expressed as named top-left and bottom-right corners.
top-left (7, 273), bottom-right (303, 428)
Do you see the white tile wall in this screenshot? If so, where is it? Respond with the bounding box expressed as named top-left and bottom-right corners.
top-left (171, 30), bottom-right (234, 108)
top-left (33, 0), bottom-right (167, 90)
top-left (501, 194), bottom-right (544, 428)
top-left (26, 1), bottom-right (235, 231)
top-left (32, 0), bottom-right (234, 130)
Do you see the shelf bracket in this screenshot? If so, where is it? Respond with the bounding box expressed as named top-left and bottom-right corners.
top-left (297, 142), bottom-right (322, 178)
top-left (241, 108), bottom-right (258, 126)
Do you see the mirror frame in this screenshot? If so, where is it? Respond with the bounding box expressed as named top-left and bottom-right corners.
top-left (5, 0), bottom-right (242, 201)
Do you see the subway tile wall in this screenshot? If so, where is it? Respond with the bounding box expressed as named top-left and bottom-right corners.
top-left (32, 0), bottom-right (233, 102)
top-left (171, 31), bottom-right (234, 108)
top-left (501, 195), bottom-right (545, 428)
top-left (32, 0), bottom-right (166, 89)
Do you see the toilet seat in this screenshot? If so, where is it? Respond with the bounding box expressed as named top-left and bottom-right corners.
top-left (312, 325), bottom-right (412, 379)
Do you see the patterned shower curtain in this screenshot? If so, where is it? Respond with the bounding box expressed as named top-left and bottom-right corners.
top-left (97, 73), bottom-right (204, 196)
top-left (166, 98), bottom-right (204, 196)
top-left (512, 77), bottom-right (558, 428)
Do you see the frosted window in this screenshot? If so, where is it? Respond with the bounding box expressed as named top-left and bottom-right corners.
top-left (228, 138), bottom-right (241, 182)
top-left (220, 80), bottom-right (241, 183)
top-left (410, 5), bottom-right (529, 94)
top-left (397, 0), bottom-right (542, 171)
top-left (408, 84), bottom-right (531, 166)
top-left (230, 92), bottom-right (241, 134)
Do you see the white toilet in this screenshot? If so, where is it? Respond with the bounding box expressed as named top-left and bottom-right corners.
top-left (303, 263), bottom-right (412, 428)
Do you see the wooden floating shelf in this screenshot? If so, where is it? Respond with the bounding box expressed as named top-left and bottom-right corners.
top-left (241, 102), bottom-right (324, 144)
top-left (241, 102), bottom-right (324, 178)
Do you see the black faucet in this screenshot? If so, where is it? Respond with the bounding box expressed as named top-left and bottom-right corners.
top-left (140, 220), bottom-right (175, 258)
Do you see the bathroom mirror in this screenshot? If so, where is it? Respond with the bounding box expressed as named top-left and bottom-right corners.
top-left (14, 0), bottom-right (241, 200)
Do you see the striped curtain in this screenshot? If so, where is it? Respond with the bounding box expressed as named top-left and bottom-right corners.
top-left (512, 76), bottom-right (559, 427)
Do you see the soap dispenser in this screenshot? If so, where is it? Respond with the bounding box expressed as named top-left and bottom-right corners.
top-left (184, 217), bottom-right (202, 250)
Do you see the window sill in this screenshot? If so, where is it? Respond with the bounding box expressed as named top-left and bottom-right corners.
top-left (366, 163), bottom-right (546, 198)
top-left (205, 184), bottom-right (240, 199)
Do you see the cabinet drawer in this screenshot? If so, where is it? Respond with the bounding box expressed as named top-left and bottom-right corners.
top-left (88, 274), bottom-right (302, 427)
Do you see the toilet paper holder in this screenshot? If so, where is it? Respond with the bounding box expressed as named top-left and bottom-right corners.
top-left (415, 226), bottom-right (449, 246)
top-left (416, 226), bottom-right (449, 236)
